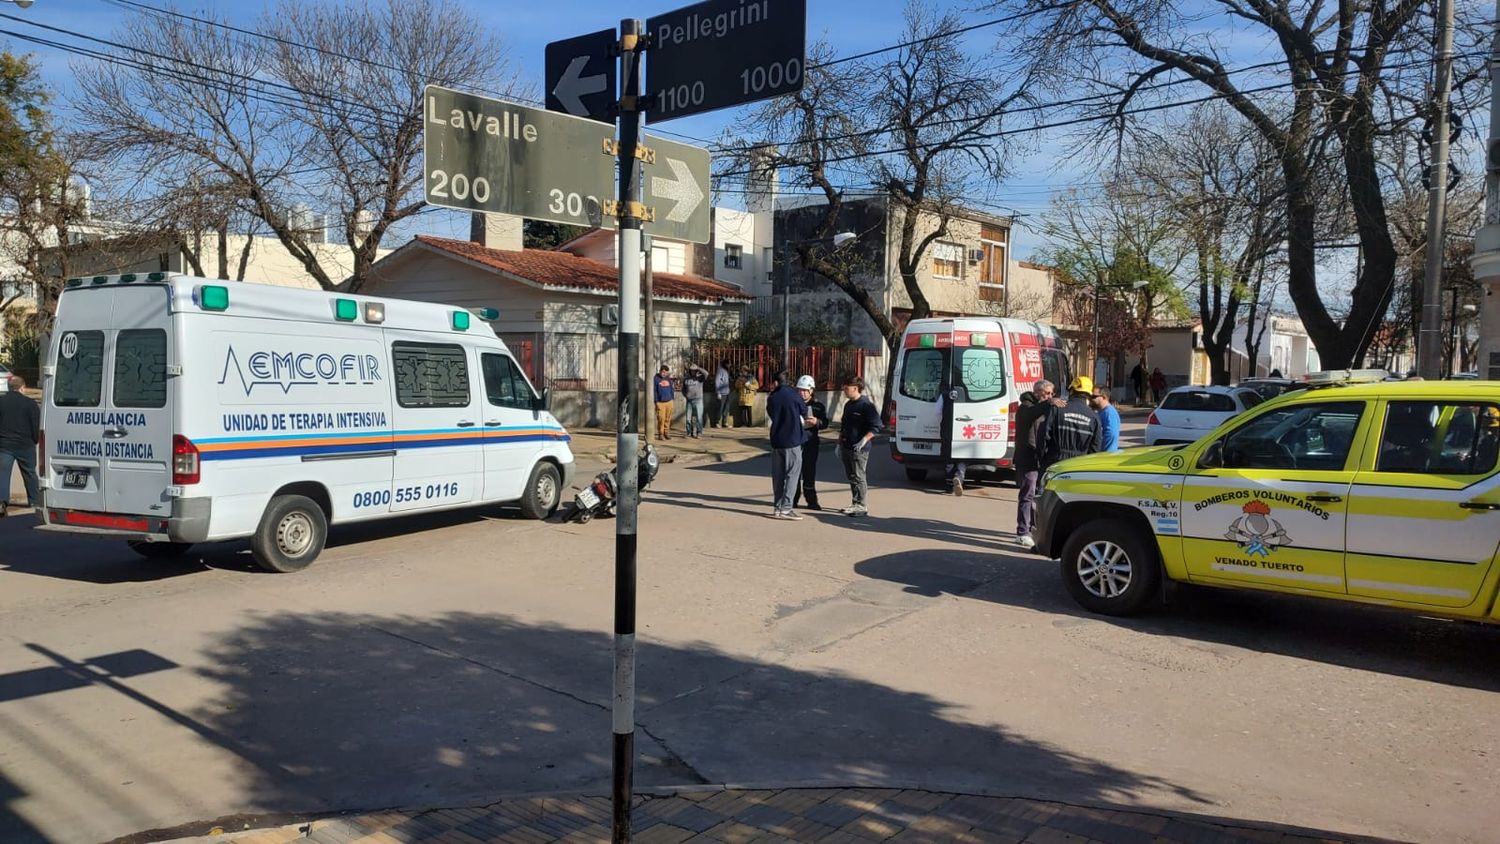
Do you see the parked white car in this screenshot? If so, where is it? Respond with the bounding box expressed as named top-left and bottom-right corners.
top-left (1145, 385), bottom-right (1264, 445)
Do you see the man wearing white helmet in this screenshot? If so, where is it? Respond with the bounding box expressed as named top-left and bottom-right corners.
top-left (792, 374), bottom-right (829, 510)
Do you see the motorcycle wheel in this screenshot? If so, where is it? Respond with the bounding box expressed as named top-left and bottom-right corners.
top-left (576, 509), bottom-right (594, 524)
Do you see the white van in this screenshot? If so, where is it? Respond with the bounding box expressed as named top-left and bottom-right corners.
top-left (890, 317), bottom-right (1070, 483)
top-left (39, 273), bottom-right (574, 572)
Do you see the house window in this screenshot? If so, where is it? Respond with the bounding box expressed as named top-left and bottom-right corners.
top-left (978, 235), bottom-right (1006, 302)
top-left (932, 241), bottom-right (963, 279)
top-left (724, 244), bottom-right (743, 269)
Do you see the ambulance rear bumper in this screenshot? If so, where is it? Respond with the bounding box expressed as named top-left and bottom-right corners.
top-left (38, 495), bottom-right (212, 543)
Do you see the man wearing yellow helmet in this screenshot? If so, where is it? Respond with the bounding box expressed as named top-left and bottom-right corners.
top-left (1038, 374), bottom-right (1103, 470)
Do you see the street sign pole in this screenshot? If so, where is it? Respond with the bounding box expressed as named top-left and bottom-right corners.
top-left (611, 18), bottom-right (644, 844)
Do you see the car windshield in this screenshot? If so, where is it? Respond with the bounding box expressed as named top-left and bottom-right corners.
top-left (1162, 390), bottom-right (1236, 412)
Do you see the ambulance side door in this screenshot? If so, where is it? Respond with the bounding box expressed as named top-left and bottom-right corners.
top-left (1177, 399), bottom-right (1369, 595)
top-left (479, 351), bottom-right (541, 502)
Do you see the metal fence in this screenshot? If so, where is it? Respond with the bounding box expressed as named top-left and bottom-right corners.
top-left (692, 344), bottom-right (873, 391)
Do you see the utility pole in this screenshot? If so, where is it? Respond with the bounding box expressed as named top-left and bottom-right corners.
top-left (611, 18), bottom-right (643, 844)
top-left (643, 235), bottom-right (654, 444)
top-left (780, 242), bottom-right (792, 372)
top-left (1419, 0), bottom-right (1457, 380)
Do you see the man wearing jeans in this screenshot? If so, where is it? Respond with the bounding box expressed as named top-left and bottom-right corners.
top-left (765, 370), bottom-right (809, 519)
top-left (682, 364), bottom-right (706, 438)
top-left (0, 375), bottom-right (40, 516)
top-left (836, 376), bottom-right (881, 517)
top-left (1012, 379), bottom-right (1054, 548)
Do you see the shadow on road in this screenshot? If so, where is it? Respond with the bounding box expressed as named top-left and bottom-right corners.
top-left (0, 506), bottom-right (548, 584)
top-left (3, 610), bottom-right (1214, 843)
top-left (855, 548), bottom-right (1500, 693)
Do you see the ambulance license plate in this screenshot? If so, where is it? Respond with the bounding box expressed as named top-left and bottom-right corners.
top-left (909, 441), bottom-right (934, 451)
top-left (63, 469), bottom-right (89, 489)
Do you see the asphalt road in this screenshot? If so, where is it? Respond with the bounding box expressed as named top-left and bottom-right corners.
top-left (1, 422), bottom-right (1497, 844)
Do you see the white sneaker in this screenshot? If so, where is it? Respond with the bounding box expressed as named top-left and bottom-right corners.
top-left (1017, 535), bottom-right (1036, 549)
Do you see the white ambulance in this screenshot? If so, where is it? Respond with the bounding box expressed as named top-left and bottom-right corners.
top-left (890, 317), bottom-right (1070, 483)
top-left (39, 273), bottom-right (574, 572)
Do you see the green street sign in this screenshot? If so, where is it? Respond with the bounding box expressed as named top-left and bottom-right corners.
top-left (423, 85), bottom-right (615, 228)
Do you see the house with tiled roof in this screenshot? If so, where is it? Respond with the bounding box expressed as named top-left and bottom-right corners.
top-left (364, 214), bottom-right (749, 427)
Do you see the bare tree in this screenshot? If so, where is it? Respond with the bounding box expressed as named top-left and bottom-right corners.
top-left (986, 0), bottom-right (1491, 369)
top-left (1129, 104), bottom-right (1286, 384)
top-left (75, 0), bottom-right (520, 292)
top-left (720, 2), bottom-right (1035, 398)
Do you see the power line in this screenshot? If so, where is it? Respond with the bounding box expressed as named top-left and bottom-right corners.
top-left (812, 5), bottom-right (1061, 68)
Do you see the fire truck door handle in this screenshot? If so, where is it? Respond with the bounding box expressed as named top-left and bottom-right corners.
top-left (1305, 493), bottom-right (1341, 503)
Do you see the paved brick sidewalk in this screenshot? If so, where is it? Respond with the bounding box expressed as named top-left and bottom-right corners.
top-left (159, 787), bottom-right (1395, 844)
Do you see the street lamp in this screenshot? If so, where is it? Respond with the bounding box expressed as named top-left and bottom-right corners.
top-left (1091, 278), bottom-right (1149, 384)
top-left (3, 1), bottom-right (35, 8)
top-left (780, 231), bottom-right (856, 371)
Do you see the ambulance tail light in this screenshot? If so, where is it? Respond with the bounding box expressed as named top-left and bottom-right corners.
top-left (1147, 411), bottom-right (1160, 426)
top-left (172, 435), bottom-right (201, 485)
top-left (37, 429), bottom-right (44, 473)
top-left (1007, 401), bottom-right (1019, 440)
top-left (884, 399), bottom-right (896, 428)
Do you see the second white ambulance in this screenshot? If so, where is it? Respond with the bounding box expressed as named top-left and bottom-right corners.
top-left (40, 273), bottom-right (574, 572)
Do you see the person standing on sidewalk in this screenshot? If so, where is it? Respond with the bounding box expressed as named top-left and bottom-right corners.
top-left (734, 366), bottom-right (758, 427)
top-left (1130, 360), bottom-right (1146, 406)
top-left (0, 375), bottom-right (40, 516)
top-left (713, 360), bottom-right (732, 428)
top-left (653, 365), bottom-right (675, 441)
top-left (1091, 388), bottom-right (1121, 453)
top-left (766, 369), bottom-right (809, 520)
top-left (791, 375), bottom-right (828, 511)
top-left (682, 364), bottom-right (707, 439)
top-left (836, 375), bottom-right (881, 517)
top-left (1012, 379), bottom-right (1054, 548)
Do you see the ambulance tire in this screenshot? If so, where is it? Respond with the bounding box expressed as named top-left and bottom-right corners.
top-left (251, 495), bottom-right (327, 573)
top-left (904, 467), bottom-right (927, 483)
top-left (519, 462), bottom-right (562, 521)
top-left (127, 541), bottom-right (194, 559)
top-left (1060, 519), bottom-right (1160, 617)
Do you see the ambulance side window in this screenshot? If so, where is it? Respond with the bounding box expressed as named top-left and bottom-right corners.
top-left (482, 353), bottom-right (534, 411)
top-left (391, 342), bottom-right (471, 409)
top-left (54, 330), bottom-right (105, 407)
top-left (900, 348), bottom-right (944, 402)
top-left (956, 347), bottom-right (1005, 402)
top-left (113, 329), bottom-right (167, 408)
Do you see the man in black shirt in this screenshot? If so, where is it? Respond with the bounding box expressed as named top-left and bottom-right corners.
top-left (1039, 375), bottom-right (1103, 468)
top-left (0, 375), bottom-right (40, 515)
top-left (1013, 379), bottom-right (1055, 549)
top-left (836, 376), bottom-right (882, 517)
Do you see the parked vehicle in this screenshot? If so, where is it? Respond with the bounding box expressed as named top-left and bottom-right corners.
top-left (567, 444), bottom-right (660, 524)
top-left (40, 273), bottom-right (574, 572)
top-left (889, 317), bottom-right (1070, 483)
top-left (1236, 377), bottom-right (1305, 401)
top-left (1145, 385), bottom-right (1264, 445)
top-left (1033, 370), bottom-right (1500, 624)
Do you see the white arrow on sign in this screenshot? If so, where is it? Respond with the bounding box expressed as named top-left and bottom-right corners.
top-left (651, 157), bottom-right (705, 223)
top-left (551, 56), bottom-right (608, 117)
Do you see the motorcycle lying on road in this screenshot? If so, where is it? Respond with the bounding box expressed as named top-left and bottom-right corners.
top-left (566, 444), bottom-right (660, 524)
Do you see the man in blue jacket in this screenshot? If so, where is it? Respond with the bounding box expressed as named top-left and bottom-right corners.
top-left (766, 370), bottom-right (810, 520)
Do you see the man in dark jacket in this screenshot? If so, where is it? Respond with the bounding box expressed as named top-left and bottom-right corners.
top-left (1013, 379), bottom-right (1055, 549)
top-left (0, 375), bottom-right (40, 516)
top-left (836, 375), bottom-right (882, 517)
top-left (766, 370), bottom-right (810, 519)
top-left (792, 375), bottom-right (829, 510)
top-left (1039, 375), bottom-right (1103, 469)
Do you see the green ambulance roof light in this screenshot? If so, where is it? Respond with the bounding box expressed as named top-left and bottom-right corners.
top-left (474, 307), bottom-right (499, 321)
top-left (199, 285), bottom-right (230, 311)
top-left (147, 271), bottom-right (167, 282)
top-left (119, 273), bottom-right (138, 283)
top-left (451, 310), bottom-right (470, 331)
top-left (334, 298), bottom-right (358, 321)
top-left (919, 334), bottom-right (936, 348)
top-left (91, 276), bottom-right (109, 285)
top-left (66, 277), bottom-right (82, 287)
top-left (971, 333), bottom-right (988, 347)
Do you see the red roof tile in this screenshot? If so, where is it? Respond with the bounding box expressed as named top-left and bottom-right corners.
top-left (412, 235), bottom-right (750, 303)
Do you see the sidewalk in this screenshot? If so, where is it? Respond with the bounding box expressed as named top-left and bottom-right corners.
top-left (152, 786), bottom-right (1394, 844)
top-left (566, 425), bottom-right (779, 465)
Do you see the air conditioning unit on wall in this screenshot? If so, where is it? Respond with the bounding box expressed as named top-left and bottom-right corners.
top-left (968, 249), bottom-right (985, 263)
top-left (599, 304), bottom-right (619, 326)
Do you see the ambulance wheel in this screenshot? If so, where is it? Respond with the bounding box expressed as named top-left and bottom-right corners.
top-left (127, 541), bottom-right (194, 559)
top-left (251, 495), bottom-right (327, 573)
top-left (904, 467), bottom-right (927, 483)
top-left (1060, 519), bottom-right (1160, 617)
top-left (520, 462), bottom-right (562, 520)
